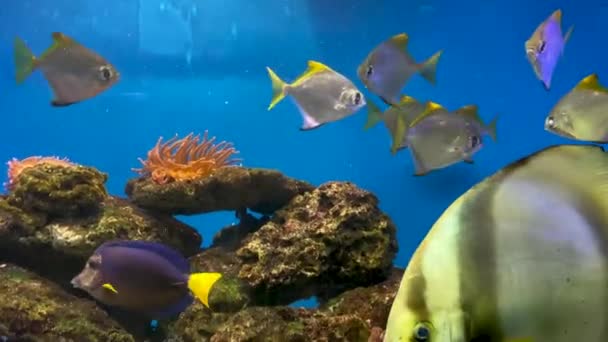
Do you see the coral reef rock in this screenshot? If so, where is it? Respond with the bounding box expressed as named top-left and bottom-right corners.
top-left (125, 167), bottom-right (314, 216)
top-left (165, 306), bottom-right (370, 342)
top-left (0, 196), bottom-right (201, 287)
top-left (212, 307), bottom-right (370, 342)
top-left (0, 263), bottom-right (134, 341)
top-left (7, 162), bottom-right (108, 218)
top-left (322, 268), bottom-right (404, 328)
top-left (237, 181), bottom-right (398, 305)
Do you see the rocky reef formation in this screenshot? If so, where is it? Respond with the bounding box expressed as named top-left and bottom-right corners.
top-left (0, 153), bottom-right (401, 342)
top-left (0, 263), bottom-right (133, 341)
top-left (126, 167), bottom-right (314, 215)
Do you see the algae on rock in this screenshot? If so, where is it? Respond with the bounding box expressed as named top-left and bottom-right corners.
top-left (0, 263), bottom-right (134, 341)
top-left (0, 196), bottom-right (202, 288)
top-left (125, 167), bottom-right (314, 215)
top-left (7, 163), bottom-right (108, 218)
top-left (236, 181), bottom-right (398, 304)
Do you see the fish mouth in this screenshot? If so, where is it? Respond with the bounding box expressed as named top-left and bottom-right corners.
top-left (545, 125), bottom-right (576, 140)
top-left (70, 276), bottom-right (81, 288)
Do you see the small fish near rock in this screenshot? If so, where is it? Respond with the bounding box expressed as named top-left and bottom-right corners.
top-left (525, 9), bottom-right (573, 90)
top-left (72, 240), bottom-right (223, 319)
top-left (358, 33), bottom-right (442, 106)
top-left (545, 73), bottom-right (608, 143)
top-left (14, 32), bottom-right (120, 106)
top-left (266, 60), bottom-right (366, 130)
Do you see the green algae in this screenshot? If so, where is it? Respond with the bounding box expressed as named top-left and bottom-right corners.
top-left (7, 163), bottom-right (108, 218)
top-left (0, 264), bottom-right (134, 341)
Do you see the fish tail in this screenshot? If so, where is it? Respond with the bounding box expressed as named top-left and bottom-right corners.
top-left (14, 36), bottom-right (37, 84)
top-left (391, 112), bottom-right (408, 155)
top-left (419, 50), bottom-right (443, 85)
top-left (486, 114), bottom-right (499, 142)
top-left (266, 66), bottom-right (287, 110)
top-left (188, 272), bottom-right (222, 308)
top-left (364, 99), bottom-right (383, 130)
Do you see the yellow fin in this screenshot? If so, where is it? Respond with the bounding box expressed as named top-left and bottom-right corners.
top-left (409, 101), bottom-right (444, 128)
top-left (365, 99), bottom-right (384, 130)
top-left (52, 32), bottom-right (75, 45)
top-left (399, 95), bottom-right (416, 105)
top-left (188, 272), bottom-right (222, 308)
top-left (454, 105), bottom-right (481, 123)
top-left (575, 73), bottom-right (608, 93)
top-left (388, 33), bottom-right (409, 50)
top-left (102, 283), bottom-right (118, 294)
top-left (13, 37), bottom-right (37, 84)
top-left (266, 66), bottom-right (288, 110)
top-left (419, 50), bottom-right (443, 85)
top-left (391, 112), bottom-right (407, 155)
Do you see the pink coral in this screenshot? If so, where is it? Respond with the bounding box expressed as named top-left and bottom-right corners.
top-left (5, 156), bottom-right (75, 191)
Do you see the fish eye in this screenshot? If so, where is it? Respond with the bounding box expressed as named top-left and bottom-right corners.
top-left (366, 65), bottom-right (373, 77)
top-left (546, 116), bottom-right (555, 127)
top-left (413, 323), bottom-right (431, 341)
top-left (469, 135), bottom-right (480, 149)
top-left (87, 259), bottom-right (100, 269)
top-left (538, 40), bottom-right (546, 53)
top-left (354, 92), bottom-right (362, 105)
top-left (98, 65), bottom-right (113, 81)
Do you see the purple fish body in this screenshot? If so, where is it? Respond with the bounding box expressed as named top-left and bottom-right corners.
top-left (72, 240), bottom-right (194, 318)
top-left (525, 9), bottom-right (573, 90)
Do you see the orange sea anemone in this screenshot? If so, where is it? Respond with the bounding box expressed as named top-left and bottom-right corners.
top-left (133, 131), bottom-right (241, 184)
top-left (5, 156), bottom-right (75, 191)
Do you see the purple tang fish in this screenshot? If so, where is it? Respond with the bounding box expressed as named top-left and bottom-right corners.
top-left (525, 9), bottom-right (574, 90)
top-left (71, 240), bottom-right (222, 319)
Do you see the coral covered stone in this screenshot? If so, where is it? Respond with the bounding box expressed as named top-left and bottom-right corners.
top-left (0, 263), bottom-right (134, 341)
top-left (0, 196), bottom-right (201, 288)
top-left (236, 182), bottom-right (398, 304)
top-left (126, 167), bottom-right (314, 215)
top-left (5, 157), bottom-right (107, 217)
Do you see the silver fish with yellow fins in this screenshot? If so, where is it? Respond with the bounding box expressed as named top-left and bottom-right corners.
top-left (266, 60), bottom-right (365, 130)
top-left (545, 73), bottom-right (608, 143)
top-left (395, 102), bottom-right (497, 176)
top-left (71, 240), bottom-right (222, 319)
top-left (365, 95), bottom-right (428, 152)
top-left (384, 144), bottom-right (608, 342)
top-left (525, 9), bottom-right (573, 90)
top-left (14, 32), bottom-right (120, 106)
top-left (357, 33), bottom-right (442, 106)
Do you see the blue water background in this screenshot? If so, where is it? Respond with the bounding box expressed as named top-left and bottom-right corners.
top-left (0, 0), bottom-right (604, 306)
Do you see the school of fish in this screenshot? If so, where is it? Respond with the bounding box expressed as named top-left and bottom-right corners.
top-left (10, 8), bottom-right (608, 342)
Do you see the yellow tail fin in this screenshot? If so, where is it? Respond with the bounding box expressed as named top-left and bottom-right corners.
top-left (266, 66), bottom-right (287, 110)
top-left (486, 114), bottom-right (499, 142)
top-left (188, 272), bottom-right (222, 308)
top-left (364, 99), bottom-right (384, 130)
top-left (419, 50), bottom-right (443, 85)
top-left (14, 37), bottom-right (37, 84)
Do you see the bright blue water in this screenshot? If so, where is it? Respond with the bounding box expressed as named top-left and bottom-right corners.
top-left (0, 1), bottom-right (604, 308)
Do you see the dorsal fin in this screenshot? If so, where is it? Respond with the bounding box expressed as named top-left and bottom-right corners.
top-left (399, 95), bottom-right (417, 105)
top-left (52, 32), bottom-right (76, 45)
top-left (575, 74), bottom-right (608, 93)
top-left (551, 9), bottom-right (562, 25)
top-left (388, 33), bottom-right (409, 51)
top-left (98, 240), bottom-right (190, 273)
top-left (409, 101), bottom-right (445, 128)
top-left (292, 60), bottom-right (333, 87)
top-left (454, 105), bottom-right (482, 123)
